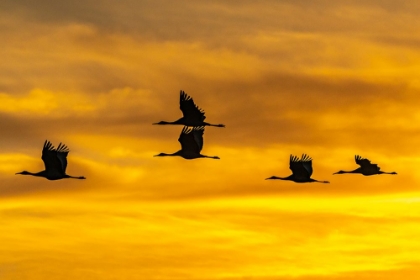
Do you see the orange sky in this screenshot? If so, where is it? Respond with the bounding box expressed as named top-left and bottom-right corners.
top-left (1, 1), bottom-right (420, 279)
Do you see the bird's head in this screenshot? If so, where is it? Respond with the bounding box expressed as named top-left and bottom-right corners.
top-left (265, 176), bottom-right (280, 180)
top-left (16, 171), bottom-right (30, 175)
top-left (333, 170), bottom-right (345, 175)
top-left (390, 172), bottom-right (397, 175)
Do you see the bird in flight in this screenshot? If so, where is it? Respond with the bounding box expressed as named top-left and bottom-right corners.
top-left (266, 154), bottom-right (329, 183)
top-left (153, 90), bottom-right (225, 127)
top-left (154, 126), bottom-right (220, 160)
top-left (16, 140), bottom-right (86, 180)
top-left (333, 155), bottom-right (397, 176)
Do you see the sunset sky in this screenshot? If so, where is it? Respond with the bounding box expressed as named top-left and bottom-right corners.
top-left (1, 1), bottom-right (420, 279)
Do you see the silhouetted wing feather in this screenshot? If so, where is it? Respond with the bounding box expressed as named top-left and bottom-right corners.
top-left (192, 127), bottom-right (204, 152)
top-left (300, 154), bottom-right (313, 177)
top-left (289, 154), bottom-right (312, 179)
top-left (355, 155), bottom-right (372, 168)
top-left (41, 140), bottom-right (65, 177)
top-left (178, 127), bottom-right (200, 153)
top-left (56, 142), bottom-right (69, 173)
top-left (179, 91), bottom-right (206, 122)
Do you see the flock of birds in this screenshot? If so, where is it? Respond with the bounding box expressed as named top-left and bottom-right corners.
top-left (16, 90), bottom-right (397, 183)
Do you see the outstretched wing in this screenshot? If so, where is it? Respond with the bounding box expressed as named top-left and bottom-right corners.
top-left (56, 142), bottom-right (69, 173)
top-left (179, 90), bottom-right (206, 122)
top-left (192, 127), bottom-right (204, 152)
top-left (178, 126), bottom-right (201, 153)
top-left (355, 155), bottom-right (381, 172)
top-left (355, 155), bottom-right (373, 168)
top-left (41, 140), bottom-right (66, 176)
top-left (300, 154), bottom-right (313, 177)
top-left (289, 154), bottom-right (313, 179)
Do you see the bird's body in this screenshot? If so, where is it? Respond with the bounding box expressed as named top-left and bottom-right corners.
top-left (334, 155), bottom-right (397, 176)
top-left (153, 90), bottom-right (225, 128)
top-left (16, 140), bottom-right (85, 180)
top-left (154, 126), bottom-right (219, 160)
top-left (266, 154), bottom-right (329, 183)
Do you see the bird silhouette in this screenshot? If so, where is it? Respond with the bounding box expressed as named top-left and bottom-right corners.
top-left (154, 126), bottom-right (220, 160)
top-left (16, 140), bottom-right (86, 180)
top-left (333, 155), bottom-right (397, 176)
top-left (153, 90), bottom-right (225, 127)
top-left (266, 154), bottom-right (329, 183)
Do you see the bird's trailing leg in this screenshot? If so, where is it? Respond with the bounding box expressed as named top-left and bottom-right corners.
top-left (206, 123), bottom-right (225, 128)
top-left (202, 155), bottom-right (220, 159)
top-left (379, 171), bottom-right (397, 175)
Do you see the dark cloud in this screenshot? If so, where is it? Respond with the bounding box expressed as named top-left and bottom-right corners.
top-left (0, 70), bottom-right (416, 199)
top-left (3, 0), bottom-right (420, 45)
top-left (372, 35), bottom-right (420, 50)
top-left (0, 72), bottom-right (411, 149)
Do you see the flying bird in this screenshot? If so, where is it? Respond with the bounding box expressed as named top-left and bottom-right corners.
top-left (266, 154), bottom-right (329, 183)
top-left (333, 155), bottom-right (397, 176)
top-left (154, 126), bottom-right (220, 160)
top-left (16, 140), bottom-right (86, 180)
top-left (153, 90), bottom-right (225, 127)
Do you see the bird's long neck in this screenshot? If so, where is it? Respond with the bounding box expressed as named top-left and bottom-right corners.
top-left (16, 171), bottom-right (45, 177)
top-left (155, 152), bottom-right (181, 157)
top-left (153, 119), bottom-right (183, 125)
top-left (378, 171), bottom-right (397, 175)
top-left (165, 153), bottom-right (179, 156)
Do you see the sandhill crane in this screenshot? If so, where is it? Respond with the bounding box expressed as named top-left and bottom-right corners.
top-left (333, 155), bottom-right (397, 176)
top-left (153, 90), bottom-right (225, 127)
top-left (266, 154), bottom-right (329, 183)
top-left (16, 140), bottom-right (86, 180)
top-left (154, 126), bottom-right (220, 160)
